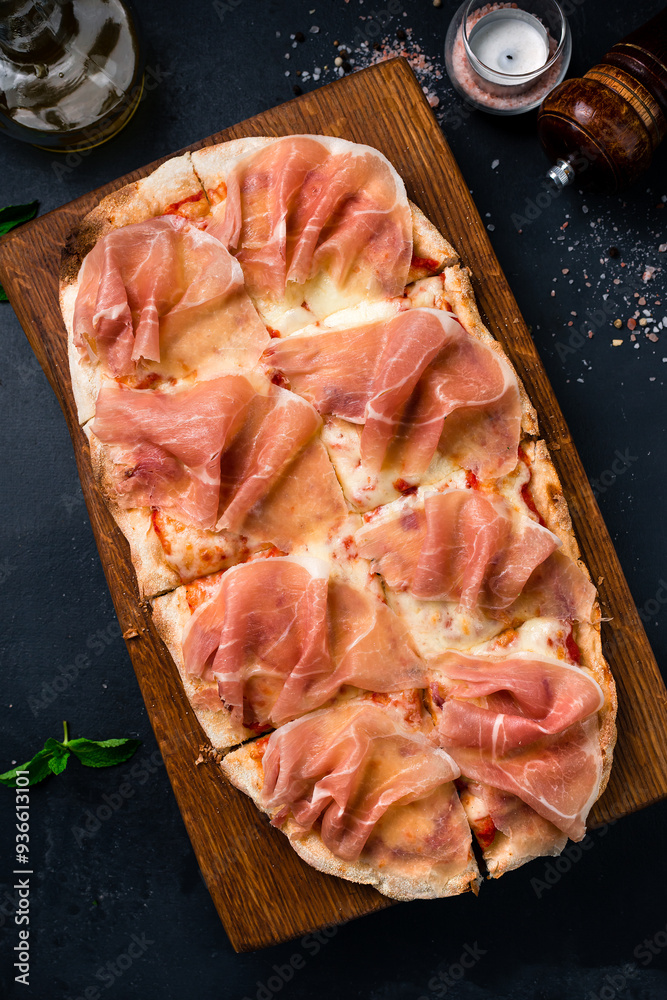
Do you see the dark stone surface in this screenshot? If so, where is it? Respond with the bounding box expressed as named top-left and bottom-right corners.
top-left (0, 1), bottom-right (666, 998)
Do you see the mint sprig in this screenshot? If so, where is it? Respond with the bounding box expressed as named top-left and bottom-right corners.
top-left (0, 721), bottom-right (141, 787)
top-left (0, 201), bottom-right (39, 302)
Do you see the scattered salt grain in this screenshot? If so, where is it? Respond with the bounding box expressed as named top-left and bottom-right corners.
top-left (491, 159), bottom-right (499, 169)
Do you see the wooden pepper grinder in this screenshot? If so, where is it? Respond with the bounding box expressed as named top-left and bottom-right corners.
top-left (537, 8), bottom-right (667, 192)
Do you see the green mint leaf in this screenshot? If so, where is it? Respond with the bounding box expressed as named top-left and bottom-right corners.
top-left (45, 740), bottom-right (70, 775)
top-left (0, 201), bottom-right (39, 237)
top-left (48, 751), bottom-right (70, 775)
top-left (0, 748), bottom-right (54, 787)
top-left (1, 726), bottom-right (141, 786)
top-left (0, 201), bottom-right (39, 301)
top-left (67, 737), bottom-right (141, 768)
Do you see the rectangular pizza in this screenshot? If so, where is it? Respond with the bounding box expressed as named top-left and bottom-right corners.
top-left (59, 134), bottom-right (616, 901)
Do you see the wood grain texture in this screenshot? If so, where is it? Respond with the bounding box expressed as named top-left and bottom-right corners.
top-left (1, 57), bottom-right (666, 951)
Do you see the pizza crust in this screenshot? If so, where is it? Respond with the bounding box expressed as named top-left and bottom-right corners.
top-left (407, 201), bottom-right (459, 281)
top-left (60, 152), bottom-right (208, 291)
top-left (88, 424), bottom-right (256, 599)
top-left (151, 586), bottom-right (255, 751)
top-left (86, 428), bottom-right (181, 596)
top-left (222, 739), bottom-right (481, 901)
top-left (514, 438), bottom-right (617, 804)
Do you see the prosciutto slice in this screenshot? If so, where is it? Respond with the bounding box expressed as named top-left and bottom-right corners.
top-left (73, 214), bottom-right (269, 377)
top-left (206, 135), bottom-right (412, 307)
top-left (509, 550), bottom-right (597, 623)
top-left (216, 386), bottom-right (321, 534)
top-left (356, 489), bottom-right (559, 612)
top-left (91, 379), bottom-right (321, 533)
top-left (91, 375), bottom-right (254, 529)
top-left (431, 651), bottom-right (604, 840)
top-left (241, 438), bottom-right (349, 552)
top-left (260, 700), bottom-right (468, 866)
top-left (457, 778), bottom-right (567, 867)
top-left (181, 556), bottom-right (427, 727)
top-left (263, 308), bottom-right (522, 480)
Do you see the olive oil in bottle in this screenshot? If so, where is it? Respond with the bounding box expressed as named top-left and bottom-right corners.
top-left (0, 0), bottom-right (144, 150)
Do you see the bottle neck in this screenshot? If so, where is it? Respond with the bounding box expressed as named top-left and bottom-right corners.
top-left (0, 1), bottom-right (75, 62)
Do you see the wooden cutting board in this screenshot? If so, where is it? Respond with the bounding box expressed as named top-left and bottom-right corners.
top-left (2, 57), bottom-right (667, 953)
